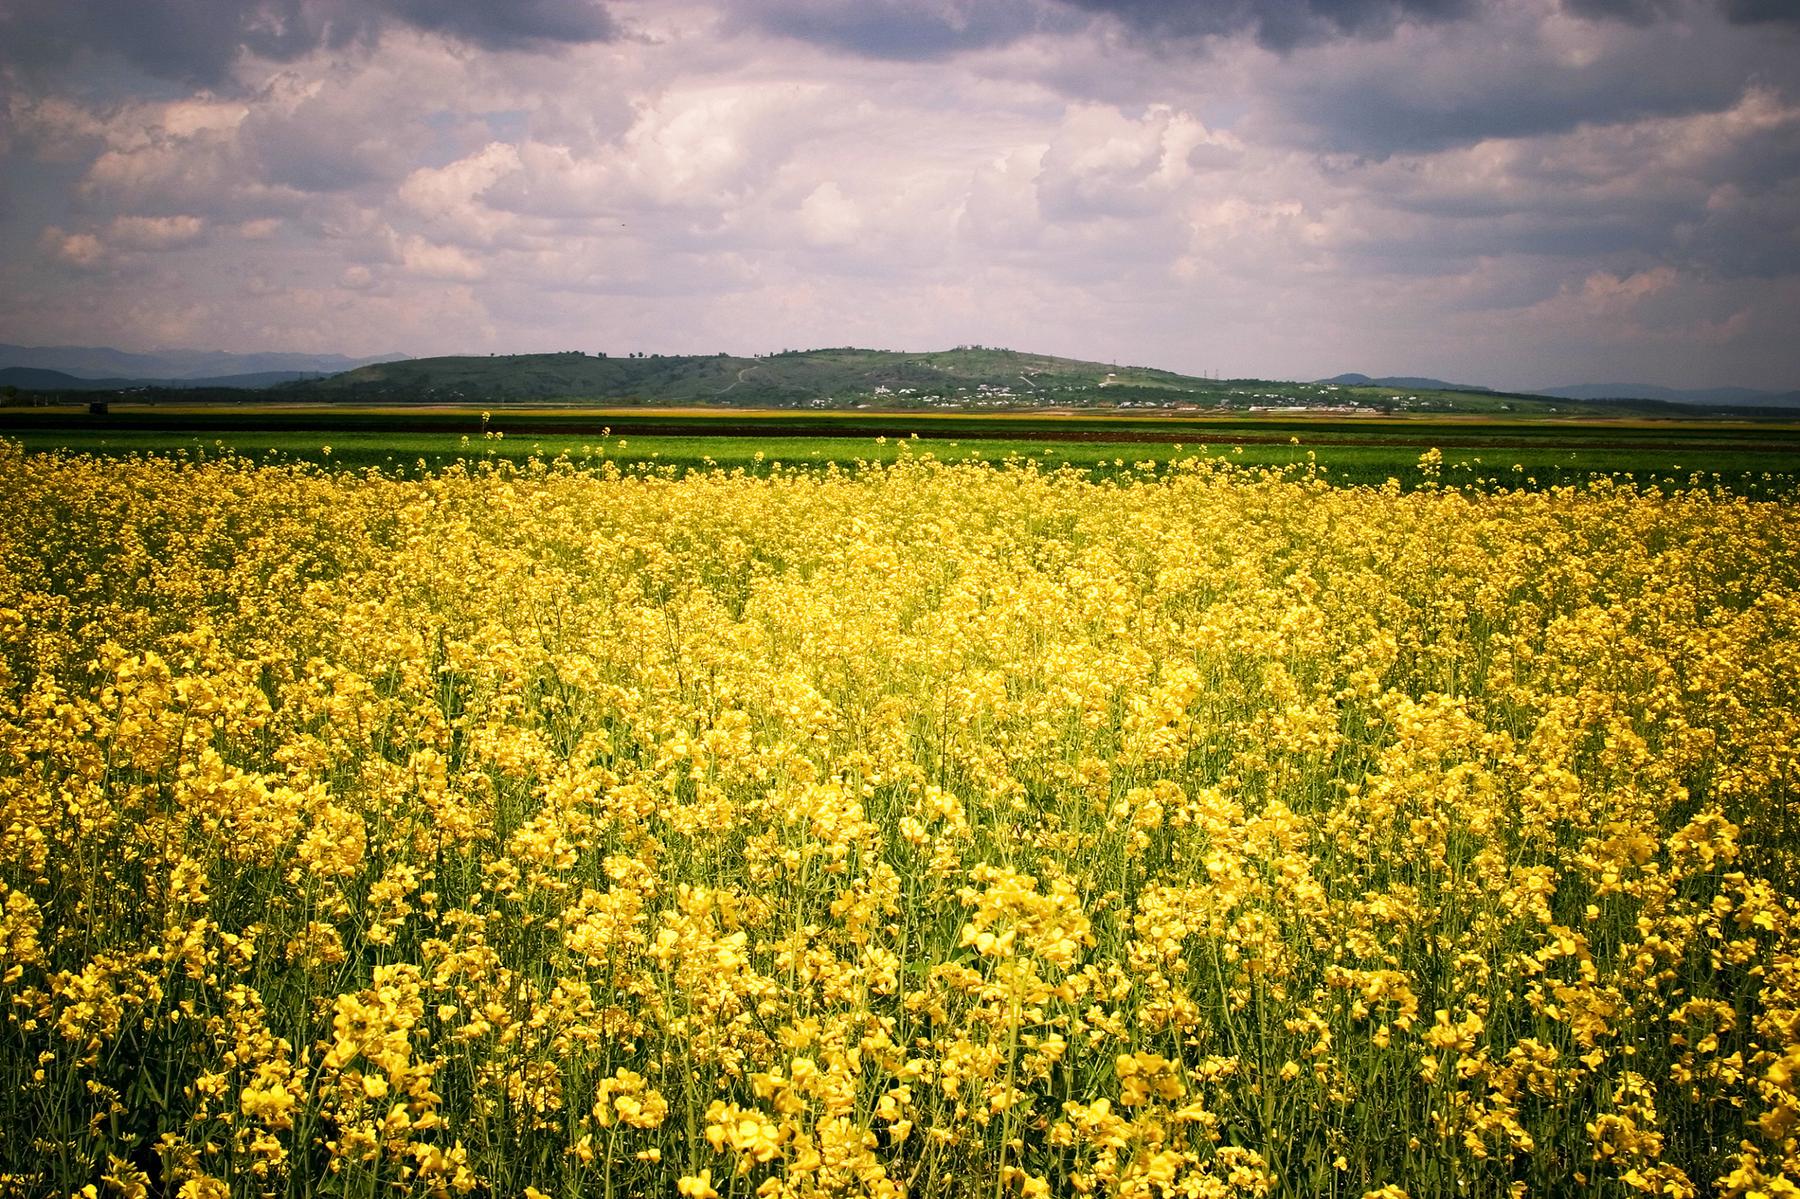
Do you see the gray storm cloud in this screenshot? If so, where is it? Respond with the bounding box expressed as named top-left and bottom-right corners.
top-left (1059, 0), bottom-right (1480, 49)
top-left (735, 0), bottom-right (1483, 56)
top-left (743, 0), bottom-right (1800, 59)
top-left (732, 0), bottom-right (1063, 59)
top-left (0, 0), bottom-right (618, 86)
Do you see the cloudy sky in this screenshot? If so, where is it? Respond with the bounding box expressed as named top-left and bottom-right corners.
top-left (1, 0), bottom-right (1796, 390)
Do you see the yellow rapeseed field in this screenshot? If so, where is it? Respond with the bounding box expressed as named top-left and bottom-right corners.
top-left (1, 440), bottom-right (1797, 1199)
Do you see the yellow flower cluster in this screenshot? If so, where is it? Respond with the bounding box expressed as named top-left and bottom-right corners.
top-left (1, 440), bottom-right (1797, 1197)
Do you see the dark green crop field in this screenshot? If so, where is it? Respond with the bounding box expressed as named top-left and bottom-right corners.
top-left (4, 403), bottom-right (1798, 493)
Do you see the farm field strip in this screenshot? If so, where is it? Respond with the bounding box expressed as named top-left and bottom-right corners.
top-left (7, 404), bottom-right (1800, 448)
top-left (4, 423), bottom-right (1799, 495)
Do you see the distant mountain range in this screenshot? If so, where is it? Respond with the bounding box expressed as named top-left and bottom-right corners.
top-left (0, 343), bottom-right (406, 382)
top-left (1534, 382), bottom-right (1800, 407)
top-left (1321, 372), bottom-right (1800, 408)
top-left (2, 343), bottom-right (1794, 415)
top-left (0, 366), bottom-right (334, 391)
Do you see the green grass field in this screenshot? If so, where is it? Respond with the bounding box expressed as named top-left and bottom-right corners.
top-left (4, 405), bottom-right (1798, 493)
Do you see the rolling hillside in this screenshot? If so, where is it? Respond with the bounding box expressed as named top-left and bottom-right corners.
top-left (0, 366), bottom-right (327, 391)
top-left (0, 343), bottom-right (403, 380)
top-left (280, 347), bottom-right (1588, 414)
top-left (290, 347), bottom-right (1206, 407)
top-left (13, 344), bottom-right (1785, 416)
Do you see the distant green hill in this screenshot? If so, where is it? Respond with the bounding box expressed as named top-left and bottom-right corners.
top-left (1318, 373), bottom-right (1493, 392)
top-left (288, 346), bottom-right (1212, 408)
top-left (281, 347), bottom-right (1586, 415)
top-left (12, 345), bottom-right (1711, 416)
top-left (11, 343), bottom-right (1793, 418)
